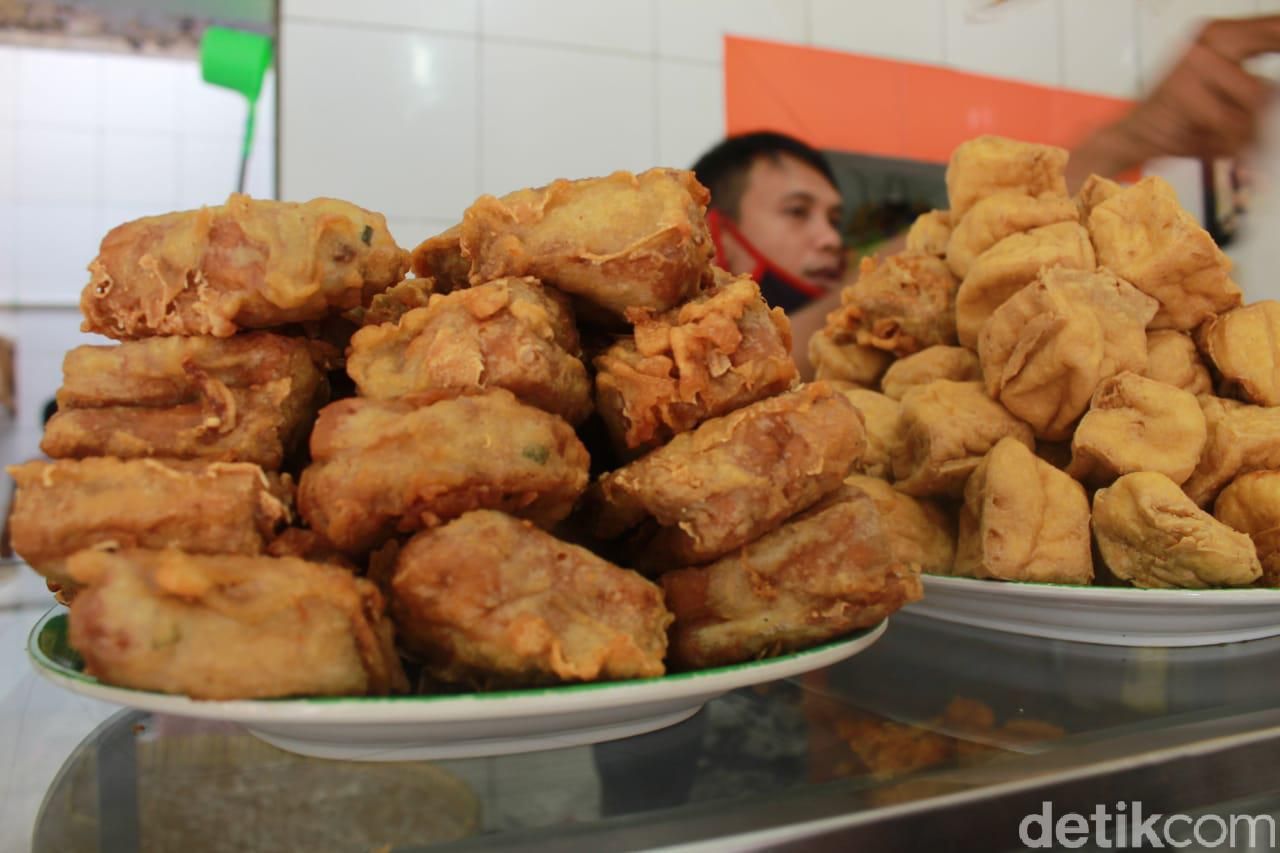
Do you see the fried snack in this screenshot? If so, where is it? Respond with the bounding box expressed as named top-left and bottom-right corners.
top-left (954, 221), bottom-right (1095, 348)
top-left (266, 527), bottom-right (359, 571)
top-left (1067, 373), bottom-right (1206, 487)
top-left (1145, 330), bottom-right (1213, 396)
top-left (590, 383), bottom-right (866, 568)
top-left (845, 475), bottom-right (955, 574)
top-left (66, 549), bottom-right (406, 698)
top-left (1183, 396), bottom-right (1280, 506)
top-left (891, 380), bottom-right (1034, 498)
top-left (7, 458), bottom-right (290, 591)
top-left (1093, 471), bottom-right (1261, 589)
top-left (346, 277), bottom-right (591, 424)
top-left (1198, 301), bottom-right (1280, 406)
top-left (808, 336), bottom-right (894, 386)
top-left (953, 438), bottom-right (1092, 585)
top-left (1087, 176), bottom-right (1241, 330)
top-left (978, 268), bottom-right (1158, 440)
top-left (42, 333), bottom-right (326, 469)
top-left (1215, 472), bottom-right (1280, 586)
top-left (593, 273), bottom-right (796, 452)
top-left (823, 252), bottom-right (957, 357)
top-left (1075, 174), bottom-right (1122, 219)
top-left (458, 169), bottom-right (712, 317)
top-left (945, 135), bottom-right (1069, 223)
top-left (347, 277), bottom-right (437, 326)
top-left (879, 346), bottom-right (980, 401)
top-left (905, 210), bottom-right (951, 257)
top-left (661, 487), bottom-right (921, 669)
top-left (833, 386), bottom-right (900, 480)
top-left (81, 194), bottom-right (409, 339)
top-left (391, 510), bottom-right (670, 686)
top-left (298, 389), bottom-right (590, 553)
top-left (409, 224), bottom-right (471, 292)
top-left (944, 192), bottom-right (1077, 280)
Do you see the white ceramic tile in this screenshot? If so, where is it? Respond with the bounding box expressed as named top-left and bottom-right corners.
top-left (14, 203), bottom-right (98, 305)
top-left (285, 0), bottom-right (479, 33)
top-left (0, 46), bottom-right (17, 123)
top-left (282, 21), bottom-right (478, 218)
top-left (944, 0), bottom-right (1062, 87)
top-left (177, 57), bottom-right (251, 139)
top-left (15, 127), bottom-right (97, 205)
top-left (100, 54), bottom-right (183, 133)
top-left (385, 216), bottom-right (457, 251)
top-left (0, 124), bottom-right (15, 202)
top-left (1136, 0), bottom-right (1256, 89)
top-left (482, 0), bottom-right (651, 53)
top-left (103, 132), bottom-right (180, 207)
top-left (656, 0), bottom-right (806, 62)
top-left (657, 60), bottom-right (723, 169)
top-left (481, 42), bottom-right (655, 195)
top-left (810, 0), bottom-right (945, 64)
top-left (179, 136), bottom-right (241, 208)
top-left (0, 203), bottom-right (15, 305)
top-left (16, 47), bottom-right (101, 126)
top-left (1062, 0), bottom-right (1140, 97)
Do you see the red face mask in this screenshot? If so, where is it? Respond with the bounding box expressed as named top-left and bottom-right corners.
top-left (707, 209), bottom-right (827, 313)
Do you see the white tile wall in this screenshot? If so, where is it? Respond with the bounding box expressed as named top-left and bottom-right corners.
top-left (657, 60), bottom-right (723, 169)
top-left (655, 0), bottom-right (806, 62)
top-left (15, 127), bottom-right (97, 205)
top-left (482, 0), bottom-right (652, 53)
top-left (810, 0), bottom-right (945, 64)
top-left (0, 46), bottom-right (17, 123)
top-left (944, 0), bottom-right (1062, 87)
top-left (17, 48), bottom-right (101, 125)
top-left (386, 216), bottom-right (458, 251)
top-left (100, 54), bottom-right (183, 133)
top-left (1062, 0), bottom-right (1140, 98)
top-left (0, 123), bottom-right (15, 202)
top-left (15, 203), bottom-right (98, 305)
top-left (1135, 0), bottom-right (1257, 89)
top-left (102, 131), bottom-right (180, 207)
top-left (284, 0), bottom-right (479, 33)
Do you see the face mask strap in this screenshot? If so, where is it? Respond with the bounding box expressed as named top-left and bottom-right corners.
top-left (707, 209), bottom-right (828, 299)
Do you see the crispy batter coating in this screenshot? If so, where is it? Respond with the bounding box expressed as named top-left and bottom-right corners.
top-left (809, 336), bottom-right (894, 386)
top-left (1087, 176), bottom-right (1241, 330)
top-left (298, 389), bottom-right (590, 553)
top-left (945, 136), bottom-right (1069, 223)
top-left (891, 380), bottom-right (1034, 498)
top-left (945, 191), bottom-right (1078, 280)
top-left (1197, 301), bottom-right (1280, 406)
top-left (1093, 471), bottom-right (1261, 589)
top-left (590, 383), bottom-right (867, 568)
top-left (1145, 330), bottom-right (1213, 396)
top-left (1067, 372), bottom-right (1206, 487)
top-left (593, 273), bottom-right (796, 453)
top-left (845, 475), bottom-right (955, 574)
top-left (409, 224), bottom-right (471, 292)
top-left (67, 549), bottom-right (406, 698)
top-left (7, 458), bottom-right (291, 591)
top-left (879, 346), bottom-right (981, 401)
top-left (954, 221), bottom-right (1095, 349)
top-left (458, 169), bottom-right (712, 317)
top-left (1215, 472), bottom-right (1280, 587)
top-left (823, 252), bottom-right (957, 357)
top-left (661, 487), bottom-right (921, 669)
top-left (905, 210), bottom-right (951, 257)
top-left (81, 194), bottom-right (409, 339)
top-left (831, 385), bottom-right (900, 480)
top-left (1183, 396), bottom-right (1280, 506)
top-left (391, 510), bottom-right (670, 686)
top-left (954, 438), bottom-right (1092, 584)
top-left (346, 277), bottom-right (591, 423)
top-left (347, 277), bottom-right (437, 326)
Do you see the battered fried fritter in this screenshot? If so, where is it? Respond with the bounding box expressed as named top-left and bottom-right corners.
top-left (823, 252), bottom-right (957, 357)
top-left (845, 475), bottom-right (955, 574)
top-left (66, 548), bottom-right (407, 698)
top-left (346, 277), bottom-right (591, 424)
top-left (1215, 472), bottom-right (1280, 587)
top-left (905, 210), bottom-right (951, 257)
top-left (1183, 396), bottom-right (1280, 506)
top-left (298, 389), bottom-right (590, 553)
top-left (409, 224), bottom-right (471, 292)
top-left (945, 136), bottom-right (1069, 223)
top-left (347, 277), bottom-right (437, 326)
top-left (593, 273), bottom-right (796, 453)
top-left (1093, 471), bottom-right (1261, 589)
top-left (809, 336), bottom-right (894, 386)
top-left (391, 510), bottom-right (670, 686)
top-left (661, 487), bottom-right (921, 669)
top-left (1198, 301), bottom-right (1280, 406)
top-left (590, 383), bottom-right (867, 569)
top-left (833, 385), bottom-right (900, 480)
top-left (953, 438), bottom-right (1092, 585)
top-left (81, 194), bottom-right (409, 339)
top-left (879, 346), bottom-right (981, 401)
top-left (945, 192), bottom-right (1078, 280)
top-left (1144, 330), bottom-right (1213, 396)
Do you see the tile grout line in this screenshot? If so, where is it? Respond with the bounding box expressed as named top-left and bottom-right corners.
top-left (476, 0), bottom-right (484, 199)
top-left (651, 0), bottom-right (660, 167)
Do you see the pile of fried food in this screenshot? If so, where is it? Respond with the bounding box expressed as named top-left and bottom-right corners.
top-left (8, 171), bottom-right (920, 700)
top-left (811, 134), bottom-right (1280, 593)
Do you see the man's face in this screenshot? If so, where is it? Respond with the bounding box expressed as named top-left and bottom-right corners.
top-left (732, 153), bottom-right (845, 291)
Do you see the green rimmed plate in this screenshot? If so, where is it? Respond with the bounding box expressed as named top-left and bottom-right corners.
top-left (28, 608), bottom-right (886, 761)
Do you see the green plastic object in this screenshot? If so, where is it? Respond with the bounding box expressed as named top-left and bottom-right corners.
top-left (200, 26), bottom-right (274, 193)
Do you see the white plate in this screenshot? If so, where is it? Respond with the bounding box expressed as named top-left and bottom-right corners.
top-left (907, 574), bottom-right (1280, 647)
top-left (27, 609), bottom-right (886, 761)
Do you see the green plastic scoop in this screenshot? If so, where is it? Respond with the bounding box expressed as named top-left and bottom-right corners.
top-left (200, 26), bottom-right (274, 194)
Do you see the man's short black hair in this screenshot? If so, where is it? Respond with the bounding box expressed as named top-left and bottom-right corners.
top-left (692, 131), bottom-right (838, 219)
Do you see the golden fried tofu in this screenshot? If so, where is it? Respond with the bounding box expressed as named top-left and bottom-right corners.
top-left (879, 346), bottom-right (981, 401)
top-left (905, 210), bottom-right (951, 257)
top-left (7, 458), bottom-right (291, 593)
top-left (1093, 472), bottom-right (1261, 588)
top-left (1067, 373), bottom-right (1206, 486)
top-left (409, 224), bottom-right (471, 292)
top-left (945, 136), bottom-right (1070, 223)
top-left (954, 438), bottom-right (1092, 585)
top-left (661, 487), bottom-right (921, 669)
top-left (391, 510), bottom-right (670, 686)
top-left (590, 383), bottom-right (866, 568)
top-left (945, 191), bottom-right (1078, 280)
top-left (823, 252), bottom-right (957, 357)
top-left (1088, 176), bottom-right (1241, 330)
top-left (346, 277), bottom-right (591, 424)
top-left (298, 390), bottom-right (590, 553)
top-left (1198, 301), bottom-right (1280, 406)
top-left (67, 549), bottom-right (406, 698)
top-left (845, 474), bottom-right (955, 574)
top-left (81, 194), bottom-right (409, 339)
top-left (1215, 472), bottom-right (1280, 586)
top-left (1074, 174), bottom-right (1123, 219)
top-left (459, 169), bottom-right (712, 317)
top-left (954, 220), bottom-right (1095, 348)
top-left (1183, 396), bottom-right (1280, 506)
top-left (891, 380), bottom-right (1034, 498)
top-left (1145, 330), bottom-right (1213, 396)
top-left (833, 385), bottom-right (900, 480)
top-left (593, 273), bottom-right (796, 452)
top-left (808, 336), bottom-right (894, 386)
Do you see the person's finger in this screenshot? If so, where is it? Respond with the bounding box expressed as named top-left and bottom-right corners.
top-left (1185, 43), bottom-right (1272, 112)
top-left (1198, 15), bottom-right (1280, 63)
